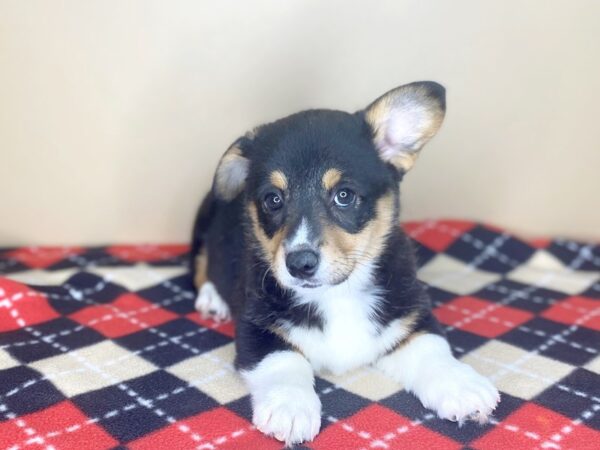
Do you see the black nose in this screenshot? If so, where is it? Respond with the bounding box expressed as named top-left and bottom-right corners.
top-left (286, 250), bottom-right (319, 279)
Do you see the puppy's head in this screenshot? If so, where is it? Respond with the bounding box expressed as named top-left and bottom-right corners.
top-left (214, 82), bottom-right (446, 291)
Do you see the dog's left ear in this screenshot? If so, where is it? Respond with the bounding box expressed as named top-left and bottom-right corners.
top-left (214, 135), bottom-right (252, 201)
top-left (364, 81), bottom-right (446, 172)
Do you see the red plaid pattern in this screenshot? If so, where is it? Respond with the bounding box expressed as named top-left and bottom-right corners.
top-left (0, 220), bottom-right (598, 449)
top-left (0, 401), bottom-right (118, 450)
top-left (185, 313), bottom-right (236, 338)
top-left (129, 408), bottom-right (280, 450)
top-left (542, 296), bottom-right (600, 331)
top-left (434, 296), bottom-right (534, 338)
top-left (473, 403), bottom-right (600, 450)
top-left (403, 220), bottom-right (475, 252)
top-left (5, 247), bottom-right (83, 269)
top-left (106, 245), bottom-right (189, 262)
top-left (313, 405), bottom-right (461, 450)
top-left (0, 278), bottom-right (59, 332)
top-left (70, 293), bottom-right (178, 338)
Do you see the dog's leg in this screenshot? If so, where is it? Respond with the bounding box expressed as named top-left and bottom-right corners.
top-left (194, 281), bottom-right (231, 322)
top-left (237, 322), bottom-right (321, 445)
top-left (192, 245), bottom-right (231, 322)
top-left (376, 332), bottom-right (499, 424)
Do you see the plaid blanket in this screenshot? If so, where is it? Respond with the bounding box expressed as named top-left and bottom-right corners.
top-left (0, 220), bottom-right (599, 450)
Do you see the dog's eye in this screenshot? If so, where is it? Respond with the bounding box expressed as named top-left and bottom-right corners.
top-left (333, 189), bottom-right (356, 208)
top-left (263, 193), bottom-right (284, 212)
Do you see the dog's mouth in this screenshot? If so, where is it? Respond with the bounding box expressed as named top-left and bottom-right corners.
top-left (299, 282), bottom-right (322, 289)
top-left (294, 272), bottom-right (351, 290)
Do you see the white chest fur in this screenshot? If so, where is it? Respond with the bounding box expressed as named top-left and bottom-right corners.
top-left (283, 266), bottom-right (410, 375)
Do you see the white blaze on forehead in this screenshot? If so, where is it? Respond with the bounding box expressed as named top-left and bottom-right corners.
top-left (287, 218), bottom-right (311, 249)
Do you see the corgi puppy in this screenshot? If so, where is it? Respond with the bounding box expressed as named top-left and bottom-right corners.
top-left (190, 82), bottom-right (499, 445)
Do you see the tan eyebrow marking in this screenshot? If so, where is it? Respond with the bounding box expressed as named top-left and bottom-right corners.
top-left (270, 170), bottom-right (288, 191)
top-left (322, 168), bottom-right (342, 190)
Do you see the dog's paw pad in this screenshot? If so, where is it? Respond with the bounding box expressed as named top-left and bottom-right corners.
top-left (419, 361), bottom-right (500, 424)
top-left (194, 282), bottom-right (231, 322)
top-left (253, 385), bottom-right (321, 445)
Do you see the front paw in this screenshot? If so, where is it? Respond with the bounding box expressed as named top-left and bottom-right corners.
top-left (416, 361), bottom-right (500, 424)
top-left (252, 384), bottom-right (321, 445)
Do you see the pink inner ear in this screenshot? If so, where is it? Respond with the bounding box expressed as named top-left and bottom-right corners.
top-left (215, 152), bottom-right (250, 200)
top-left (376, 103), bottom-right (431, 159)
top-left (379, 126), bottom-right (400, 160)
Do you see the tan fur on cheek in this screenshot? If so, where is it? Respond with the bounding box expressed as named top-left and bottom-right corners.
top-left (322, 168), bottom-right (342, 191)
top-left (247, 203), bottom-right (286, 264)
top-left (364, 192), bottom-right (396, 259)
top-left (321, 192), bottom-right (395, 282)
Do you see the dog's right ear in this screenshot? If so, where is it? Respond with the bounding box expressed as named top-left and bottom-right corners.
top-left (214, 137), bottom-right (251, 201)
top-left (364, 81), bottom-right (446, 172)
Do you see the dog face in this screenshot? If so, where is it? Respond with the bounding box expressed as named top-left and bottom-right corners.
top-left (245, 111), bottom-right (399, 291)
top-left (214, 82), bottom-right (446, 292)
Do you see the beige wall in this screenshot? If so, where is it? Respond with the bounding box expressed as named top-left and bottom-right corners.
top-left (1, 1), bottom-right (599, 245)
